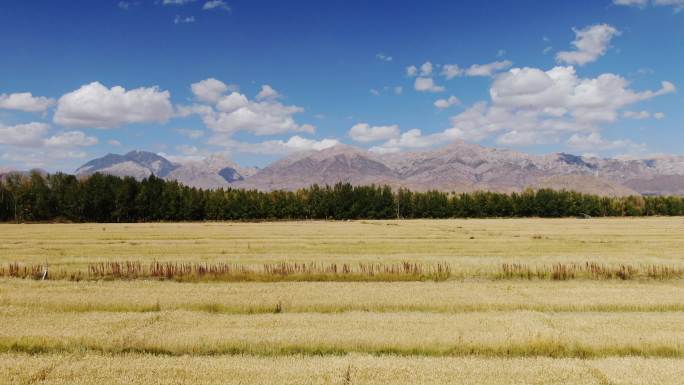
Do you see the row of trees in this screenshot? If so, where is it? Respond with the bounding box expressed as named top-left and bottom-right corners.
top-left (1, 171), bottom-right (684, 222)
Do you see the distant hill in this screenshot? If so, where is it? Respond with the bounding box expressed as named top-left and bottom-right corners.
top-left (75, 151), bottom-right (257, 189)
top-left (73, 142), bottom-right (684, 196)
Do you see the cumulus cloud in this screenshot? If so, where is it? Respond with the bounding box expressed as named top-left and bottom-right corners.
top-left (374, 64), bottom-right (676, 152)
top-left (348, 123), bottom-right (400, 143)
top-left (185, 79), bottom-right (315, 137)
top-left (406, 65), bottom-right (418, 77)
top-left (202, 100), bottom-right (313, 136)
top-left (434, 96), bottom-right (461, 109)
top-left (203, 0), bottom-right (230, 11)
top-left (567, 132), bottom-right (642, 151)
top-left (0, 123), bottom-right (50, 147)
top-left (464, 60), bottom-right (513, 77)
top-left (44, 131), bottom-right (98, 147)
top-left (441, 64), bottom-right (463, 80)
top-left (490, 66), bottom-right (675, 124)
top-left (414, 77), bottom-right (445, 93)
top-left (556, 24), bottom-right (620, 66)
top-left (54, 82), bottom-right (173, 129)
top-left (0, 92), bottom-right (55, 113)
top-left (420, 62), bottom-right (433, 76)
top-left (369, 129), bottom-right (445, 154)
top-left (0, 122), bottom-right (97, 154)
top-left (212, 135), bottom-right (339, 155)
top-left (191, 78), bottom-right (236, 103)
top-left (255, 85), bottom-right (280, 101)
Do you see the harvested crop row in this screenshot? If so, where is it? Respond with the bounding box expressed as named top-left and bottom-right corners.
top-left (3, 279), bottom-right (684, 315)
top-left (1, 353), bottom-right (684, 385)
top-left (1, 307), bottom-right (683, 358)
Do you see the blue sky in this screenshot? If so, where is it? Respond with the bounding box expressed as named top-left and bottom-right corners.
top-left (0, 0), bottom-right (682, 171)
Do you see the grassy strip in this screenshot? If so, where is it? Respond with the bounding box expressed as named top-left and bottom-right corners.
top-left (1, 337), bottom-right (682, 359)
top-left (2, 261), bottom-right (683, 282)
top-left (6, 301), bottom-right (684, 315)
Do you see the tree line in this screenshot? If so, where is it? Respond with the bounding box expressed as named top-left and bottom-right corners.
top-left (1, 171), bottom-right (683, 222)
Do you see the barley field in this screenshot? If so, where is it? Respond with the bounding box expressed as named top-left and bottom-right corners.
top-left (1, 218), bottom-right (683, 384)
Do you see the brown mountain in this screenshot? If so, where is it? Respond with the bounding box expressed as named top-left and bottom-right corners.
top-left (74, 142), bottom-right (684, 196)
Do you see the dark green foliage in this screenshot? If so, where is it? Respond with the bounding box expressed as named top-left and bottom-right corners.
top-left (0, 173), bottom-right (683, 222)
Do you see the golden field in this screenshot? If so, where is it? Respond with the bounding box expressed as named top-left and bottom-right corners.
top-left (1, 218), bottom-right (684, 384)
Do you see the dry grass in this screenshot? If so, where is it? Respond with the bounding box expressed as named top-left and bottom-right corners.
top-left (1, 353), bottom-right (684, 385)
top-left (1, 218), bottom-right (684, 384)
top-left (3, 279), bottom-right (684, 314)
top-left (2, 218), bottom-right (684, 270)
top-left (1, 306), bottom-right (683, 358)
top-left (2, 260), bottom-right (682, 282)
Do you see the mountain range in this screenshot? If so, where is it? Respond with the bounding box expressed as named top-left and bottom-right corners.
top-left (69, 141), bottom-right (684, 196)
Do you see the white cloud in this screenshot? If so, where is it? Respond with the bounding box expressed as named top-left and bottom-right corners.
top-left (394, 86), bottom-right (403, 95)
top-left (375, 64), bottom-right (676, 153)
top-left (0, 123), bottom-right (50, 146)
top-left (406, 65), bottom-right (418, 77)
top-left (465, 60), bottom-right (513, 77)
top-left (556, 24), bottom-right (620, 66)
top-left (54, 82), bottom-right (173, 129)
top-left (414, 77), bottom-right (445, 93)
top-left (191, 78), bottom-right (235, 103)
top-left (203, 0), bottom-right (230, 11)
top-left (623, 110), bottom-right (651, 119)
top-left (44, 131), bottom-right (98, 147)
top-left (216, 92), bottom-right (249, 112)
top-left (202, 102), bottom-right (313, 136)
top-left (376, 53), bottom-right (393, 62)
top-left (212, 135), bottom-right (339, 155)
top-left (108, 139), bottom-right (122, 146)
top-left (613, 0), bottom-right (648, 5)
top-left (369, 89), bottom-right (380, 96)
top-left (420, 62), bottom-right (433, 76)
top-left (348, 123), bottom-right (400, 143)
top-left (567, 132), bottom-right (642, 151)
top-left (184, 80), bottom-right (316, 139)
top-left (175, 128), bottom-right (205, 138)
top-left (497, 49), bottom-right (507, 57)
top-left (654, 0), bottom-right (684, 10)
top-left (174, 15), bottom-right (196, 24)
top-left (434, 96), bottom-right (461, 109)
top-left (614, 0), bottom-right (684, 10)
top-left (623, 110), bottom-right (667, 120)
top-left (0, 122), bottom-right (97, 156)
top-left (490, 66), bottom-right (675, 124)
top-left (0, 92), bottom-right (55, 113)
top-left (441, 64), bottom-right (463, 80)
top-left (118, 1), bottom-right (138, 10)
top-left (369, 128), bottom-right (445, 154)
top-left (255, 85), bottom-right (280, 101)
top-left (163, 0), bottom-right (197, 5)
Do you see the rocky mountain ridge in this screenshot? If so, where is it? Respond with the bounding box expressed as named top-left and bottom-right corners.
top-left (69, 142), bottom-right (684, 196)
